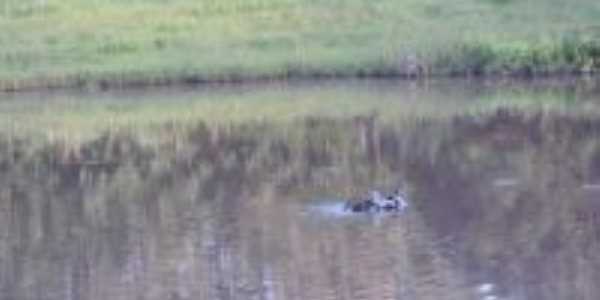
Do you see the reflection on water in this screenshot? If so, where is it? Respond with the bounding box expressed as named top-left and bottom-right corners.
top-left (2, 76), bottom-right (600, 138)
top-left (2, 109), bottom-right (600, 300)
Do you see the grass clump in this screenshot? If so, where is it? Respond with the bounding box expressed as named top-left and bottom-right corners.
top-left (436, 36), bottom-right (600, 76)
top-left (0, 0), bottom-right (600, 90)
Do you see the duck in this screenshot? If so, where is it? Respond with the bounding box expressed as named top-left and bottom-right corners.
top-left (383, 189), bottom-right (409, 211)
top-left (344, 198), bottom-right (376, 212)
top-left (343, 190), bottom-right (379, 212)
top-left (344, 189), bottom-right (409, 213)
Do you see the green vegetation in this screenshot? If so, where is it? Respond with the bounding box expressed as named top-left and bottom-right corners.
top-left (1, 0), bottom-right (600, 90)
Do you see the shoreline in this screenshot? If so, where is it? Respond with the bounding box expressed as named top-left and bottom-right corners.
top-left (1, 68), bottom-right (597, 93)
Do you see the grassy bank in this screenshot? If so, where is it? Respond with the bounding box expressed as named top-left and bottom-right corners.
top-left (1, 0), bottom-right (600, 90)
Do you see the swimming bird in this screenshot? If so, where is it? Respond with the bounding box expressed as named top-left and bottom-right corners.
top-left (344, 197), bottom-right (376, 212)
top-left (344, 189), bottom-right (408, 213)
top-left (343, 190), bottom-right (380, 212)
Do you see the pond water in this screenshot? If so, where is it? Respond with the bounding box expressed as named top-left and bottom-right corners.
top-left (2, 78), bottom-right (600, 300)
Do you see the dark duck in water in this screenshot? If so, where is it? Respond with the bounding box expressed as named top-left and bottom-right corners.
top-left (344, 189), bottom-right (409, 213)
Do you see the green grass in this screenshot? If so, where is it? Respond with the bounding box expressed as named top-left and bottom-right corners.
top-left (1, 0), bottom-right (600, 90)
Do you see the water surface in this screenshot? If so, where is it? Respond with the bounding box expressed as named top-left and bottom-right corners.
top-left (2, 78), bottom-right (600, 300)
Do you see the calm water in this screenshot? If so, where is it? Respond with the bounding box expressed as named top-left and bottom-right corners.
top-left (2, 78), bottom-right (600, 300)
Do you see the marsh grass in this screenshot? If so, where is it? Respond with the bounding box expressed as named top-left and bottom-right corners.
top-left (1, 0), bottom-right (600, 90)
